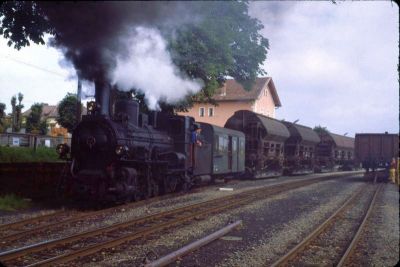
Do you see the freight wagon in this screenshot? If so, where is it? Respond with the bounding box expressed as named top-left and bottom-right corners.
top-left (354, 133), bottom-right (398, 171)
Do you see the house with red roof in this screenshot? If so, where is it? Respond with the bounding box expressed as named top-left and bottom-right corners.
top-left (178, 77), bottom-right (282, 127)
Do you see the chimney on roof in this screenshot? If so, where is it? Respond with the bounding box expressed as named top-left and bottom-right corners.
top-left (221, 83), bottom-right (226, 96)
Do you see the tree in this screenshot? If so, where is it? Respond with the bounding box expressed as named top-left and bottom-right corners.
top-left (167, 1), bottom-right (268, 106)
top-left (26, 103), bottom-right (47, 135)
top-left (313, 125), bottom-right (330, 135)
top-left (10, 93), bottom-right (24, 132)
top-left (0, 1), bottom-right (53, 49)
top-left (0, 102), bottom-right (6, 132)
top-left (0, 102), bottom-right (5, 121)
top-left (56, 93), bottom-right (81, 133)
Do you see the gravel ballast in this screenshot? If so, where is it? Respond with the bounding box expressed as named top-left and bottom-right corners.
top-left (76, 174), bottom-right (366, 266)
top-left (350, 183), bottom-right (399, 266)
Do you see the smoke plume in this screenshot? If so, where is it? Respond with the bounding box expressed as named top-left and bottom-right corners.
top-left (112, 27), bottom-right (202, 109)
top-left (38, 2), bottom-right (203, 107)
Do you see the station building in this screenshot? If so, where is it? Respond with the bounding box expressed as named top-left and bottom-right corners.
top-left (178, 77), bottom-right (282, 127)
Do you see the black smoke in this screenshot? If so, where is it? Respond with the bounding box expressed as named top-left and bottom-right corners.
top-left (38, 2), bottom-right (200, 83)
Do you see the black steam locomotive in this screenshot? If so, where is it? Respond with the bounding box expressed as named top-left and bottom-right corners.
top-left (58, 82), bottom-right (245, 202)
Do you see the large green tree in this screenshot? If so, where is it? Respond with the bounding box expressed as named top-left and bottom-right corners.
top-left (167, 1), bottom-right (268, 105)
top-left (56, 93), bottom-right (80, 133)
top-left (26, 103), bottom-right (47, 134)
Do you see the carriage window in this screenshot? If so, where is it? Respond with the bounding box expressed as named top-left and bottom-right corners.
top-left (240, 139), bottom-right (245, 156)
top-left (263, 142), bottom-right (269, 155)
top-left (219, 136), bottom-right (224, 152)
top-left (270, 143), bottom-right (275, 152)
top-left (232, 139), bottom-right (237, 152)
top-left (214, 135), bottom-right (219, 153)
top-left (275, 144), bottom-right (281, 156)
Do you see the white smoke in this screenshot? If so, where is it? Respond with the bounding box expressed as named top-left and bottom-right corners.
top-left (112, 27), bottom-right (203, 110)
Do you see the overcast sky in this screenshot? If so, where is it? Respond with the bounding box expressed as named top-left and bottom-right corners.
top-left (0, 1), bottom-right (398, 137)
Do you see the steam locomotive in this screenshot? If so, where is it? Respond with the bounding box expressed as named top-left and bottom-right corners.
top-left (57, 82), bottom-right (245, 202)
top-left (57, 82), bottom-right (355, 202)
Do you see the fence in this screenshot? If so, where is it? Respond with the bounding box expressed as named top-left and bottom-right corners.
top-left (0, 133), bottom-right (71, 148)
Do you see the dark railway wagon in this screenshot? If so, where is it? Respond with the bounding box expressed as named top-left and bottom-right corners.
top-left (281, 122), bottom-right (321, 175)
top-left (225, 110), bottom-right (290, 178)
top-left (315, 132), bottom-right (355, 171)
top-left (354, 133), bottom-right (398, 171)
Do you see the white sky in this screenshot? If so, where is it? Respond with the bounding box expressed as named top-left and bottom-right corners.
top-left (0, 1), bottom-right (398, 137)
top-left (250, 1), bottom-right (399, 136)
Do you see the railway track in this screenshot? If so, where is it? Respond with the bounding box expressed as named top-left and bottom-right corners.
top-left (0, 186), bottom-right (205, 246)
top-left (271, 181), bottom-right (382, 267)
top-left (0, 173), bottom-right (355, 267)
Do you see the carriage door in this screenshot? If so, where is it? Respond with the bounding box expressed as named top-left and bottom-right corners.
top-left (232, 137), bottom-right (238, 172)
top-left (228, 136), bottom-right (233, 170)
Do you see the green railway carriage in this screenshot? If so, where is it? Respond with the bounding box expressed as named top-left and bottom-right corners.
top-left (192, 122), bottom-right (245, 180)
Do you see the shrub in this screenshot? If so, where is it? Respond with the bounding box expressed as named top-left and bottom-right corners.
top-left (0, 194), bottom-right (30, 211)
top-left (0, 146), bottom-right (59, 162)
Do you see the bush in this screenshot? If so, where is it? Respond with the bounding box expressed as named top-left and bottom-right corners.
top-left (0, 146), bottom-right (60, 162)
top-left (0, 194), bottom-right (30, 211)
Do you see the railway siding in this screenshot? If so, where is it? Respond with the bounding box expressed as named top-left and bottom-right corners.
top-left (347, 183), bottom-right (399, 266)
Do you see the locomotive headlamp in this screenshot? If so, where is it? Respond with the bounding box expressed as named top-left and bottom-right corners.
top-left (115, 145), bottom-right (128, 156)
top-left (56, 143), bottom-right (70, 159)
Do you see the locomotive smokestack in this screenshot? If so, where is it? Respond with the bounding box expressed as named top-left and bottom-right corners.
top-left (95, 80), bottom-right (111, 116)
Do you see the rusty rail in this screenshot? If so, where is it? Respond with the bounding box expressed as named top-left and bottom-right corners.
top-left (337, 183), bottom-right (383, 266)
top-left (271, 182), bottom-right (382, 267)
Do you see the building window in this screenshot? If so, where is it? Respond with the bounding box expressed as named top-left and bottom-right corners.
top-left (199, 107), bottom-right (205, 117)
top-left (208, 107), bottom-right (214, 117)
top-left (264, 89), bottom-right (268, 96)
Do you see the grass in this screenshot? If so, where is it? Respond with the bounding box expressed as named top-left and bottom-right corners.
top-left (0, 194), bottom-right (30, 211)
top-left (0, 146), bottom-right (60, 162)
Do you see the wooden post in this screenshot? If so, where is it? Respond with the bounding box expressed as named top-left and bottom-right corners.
top-left (33, 136), bottom-right (37, 152)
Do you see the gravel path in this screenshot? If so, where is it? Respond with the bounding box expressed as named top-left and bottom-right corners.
top-left (74, 174), bottom-right (365, 266)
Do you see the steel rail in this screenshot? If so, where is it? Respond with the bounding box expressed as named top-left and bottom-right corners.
top-left (0, 210), bottom-right (68, 232)
top-left (336, 183), bottom-right (383, 267)
top-left (270, 183), bottom-right (369, 267)
top-left (0, 173), bottom-right (356, 266)
top-left (0, 185), bottom-right (202, 244)
top-left (0, 190), bottom-right (184, 244)
top-left (27, 195), bottom-right (254, 267)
